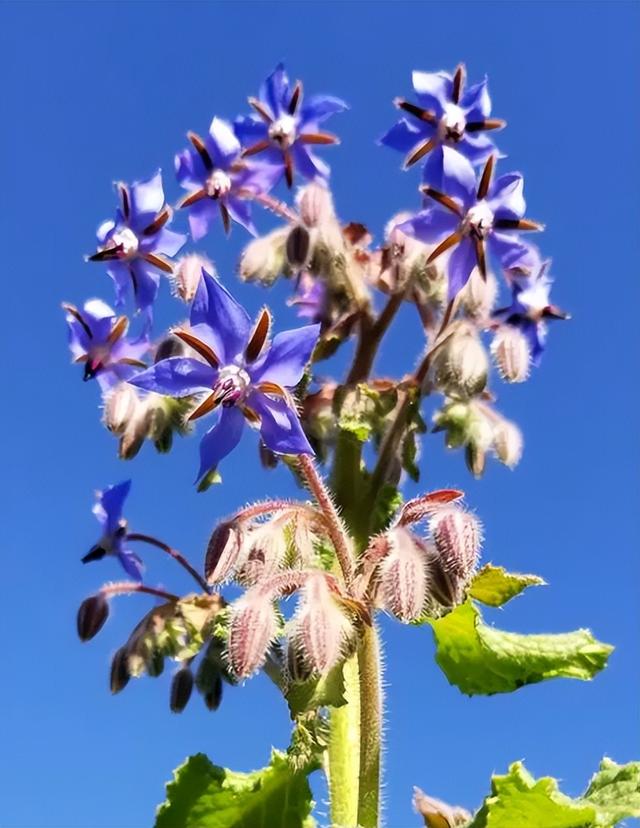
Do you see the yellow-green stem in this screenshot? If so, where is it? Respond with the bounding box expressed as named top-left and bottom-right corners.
top-left (326, 654), bottom-right (361, 827)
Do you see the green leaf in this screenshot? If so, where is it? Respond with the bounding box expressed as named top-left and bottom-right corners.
top-left (582, 757), bottom-right (640, 826)
top-left (337, 383), bottom-right (398, 444)
top-left (286, 662), bottom-right (347, 718)
top-left (370, 482), bottom-right (403, 535)
top-left (468, 762), bottom-right (597, 828)
top-left (155, 750), bottom-right (317, 828)
top-left (429, 601), bottom-right (612, 695)
top-left (469, 565), bottom-right (545, 607)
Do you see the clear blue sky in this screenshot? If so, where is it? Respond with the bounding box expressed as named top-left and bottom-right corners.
top-left (2, 2), bottom-right (638, 826)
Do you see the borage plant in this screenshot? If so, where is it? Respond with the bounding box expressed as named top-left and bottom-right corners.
top-left (67, 63), bottom-right (639, 828)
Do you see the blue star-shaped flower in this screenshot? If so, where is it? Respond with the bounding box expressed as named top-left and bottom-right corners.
top-left (82, 480), bottom-right (144, 581)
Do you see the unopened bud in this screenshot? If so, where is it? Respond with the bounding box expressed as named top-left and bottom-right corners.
top-left (110, 647), bottom-right (131, 694)
top-left (432, 328), bottom-right (489, 397)
top-left (227, 593), bottom-right (278, 678)
top-left (104, 383), bottom-right (139, 434)
top-left (173, 254), bottom-right (213, 303)
top-left (491, 326), bottom-right (531, 383)
top-left (285, 641), bottom-right (314, 684)
top-left (203, 673), bottom-right (223, 711)
top-left (465, 442), bottom-right (486, 478)
top-left (286, 225), bottom-right (311, 268)
top-left (155, 334), bottom-right (187, 363)
top-left (459, 268), bottom-right (498, 318)
top-left (429, 507), bottom-right (482, 582)
top-left (170, 666), bottom-right (194, 713)
top-left (413, 788), bottom-right (471, 828)
top-left (259, 442), bottom-right (279, 469)
top-left (493, 419), bottom-right (523, 468)
top-left (238, 228), bottom-right (288, 285)
top-left (379, 528), bottom-right (429, 622)
top-left (145, 648), bottom-right (165, 677)
top-left (297, 182), bottom-right (334, 227)
top-left (205, 521), bottom-right (242, 584)
top-left (118, 401), bottom-right (153, 460)
top-left (290, 573), bottom-right (353, 674)
top-left (77, 593), bottom-right (109, 641)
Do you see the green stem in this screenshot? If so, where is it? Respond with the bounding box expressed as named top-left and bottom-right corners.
top-left (357, 624), bottom-right (383, 828)
top-left (326, 654), bottom-right (361, 827)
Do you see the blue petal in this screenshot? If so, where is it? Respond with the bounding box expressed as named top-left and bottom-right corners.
top-left (234, 116), bottom-right (269, 146)
top-left (208, 117), bottom-right (241, 168)
top-left (187, 199), bottom-right (218, 242)
top-left (459, 132), bottom-right (495, 166)
top-left (260, 63), bottom-right (290, 118)
top-left (129, 170), bottom-right (165, 228)
top-left (250, 324), bottom-right (320, 387)
top-left (291, 143), bottom-right (330, 181)
top-left (190, 272), bottom-right (251, 363)
top-left (461, 76), bottom-right (491, 120)
top-left (301, 94), bottom-right (348, 124)
top-left (379, 118), bottom-right (429, 154)
top-left (197, 406), bottom-right (245, 482)
top-left (118, 548), bottom-right (144, 581)
top-left (130, 260), bottom-right (161, 312)
top-left (249, 393), bottom-right (313, 456)
top-left (447, 237), bottom-right (477, 300)
top-left (412, 70), bottom-right (451, 115)
top-left (439, 146), bottom-right (477, 206)
top-left (226, 197), bottom-right (257, 236)
top-left (107, 262), bottom-right (133, 309)
top-left (151, 227), bottom-right (187, 258)
top-left (397, 208), bottom-right (459, 244)
top-left (488, 231), bottom-right (531, 267)
top-left (96, 480), bottom-right (131, 534)
top-left (129, 357), bottom-right (216, 396)
top-left (488, 173), bottom-right (525, 220)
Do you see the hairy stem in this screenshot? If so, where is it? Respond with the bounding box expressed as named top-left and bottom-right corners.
top-left (358, 624), bottom-right (383, 828)
top-left (99, 582), bottom-right (180, 602)
top-left (326, 653), bottom-right (361, 827)
top-left (126, 533), bottom-right (209, 592)
top-left (347, 290), bottom-right (405, 385)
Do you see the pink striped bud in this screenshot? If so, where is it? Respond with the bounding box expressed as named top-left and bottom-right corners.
top-left (396, 489), bottom-right (464, 527)
top-left (493, 418), bottom-right (524, 468)
top-left (491, 326), bottom-right (531, 383)
top-left (205, 521), bottom-right (243, 584)
top-left (297, 182), bottom-right (335, 227)
top-left (379, 528), bottom-right (429, 622)
top-left (236, 521), bottom-right (288, 586)
top-left (227, 592), bottom-right (278, 679)
top-left (290, 573), bottom-right (353, 674)
top-left (429, 507), bottom-right (482, 582)
top-left (173, 254), bottom-right (214, 303)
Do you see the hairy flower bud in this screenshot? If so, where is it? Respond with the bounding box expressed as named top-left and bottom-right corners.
top-left (286, 225), bottom-right (311, 268)
top-left (289, 573), bottom-right (353, 674)
top-left (297, 182), bottom-right (334, 227)
top-left (493, 418), bottom-right (524, 468)
top-left (429, 507), bottom-right (482, 582)
top-left (459, 267), bottom-right (498, 318)
top-left (432, 327), bottom-right (489, 397)
top-left (227, 593), bottom-right (278, 679)
top-left (77, 594), bottom-right (109, 642)
top-left (170, 665), bottom-right (194, 713)
top-left (238, 228), bottom-right (288, 285)
top-left (154, 334), bottom-right (187, 363)
top-left (103, 383), bottom-right (139, 435)
top-left (379, 528), bottom-right (429, 622)
top-left (205, 521), bottom-right (242, 584)
top-left (491, 326), bottom-right (531, 383)
top-left (110, 646), bottom-right (131, 694)
top-left (285, 641), bottom-right (314, 684)
top-left (173, 254), bottom-right (214, 303)
top-left (413, 788), bottom-right (471, 828)
top-left (237, 521), bottom-right (288, 586)
top-left (118, 401), bottom-right (154, 460)
top-left (203, 673), bottom-right (223, 711)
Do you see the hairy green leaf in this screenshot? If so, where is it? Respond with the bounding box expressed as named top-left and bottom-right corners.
top-left (429, 601), bottom-right (612, 696)
top-left (286, 662), bottom-right (347, 717)
top-left (469, 565), bottom-right (545, 607)
top-left (155, 750), bottom-right (317, 828)
top-left (582, 757), bottom-right (640, 825)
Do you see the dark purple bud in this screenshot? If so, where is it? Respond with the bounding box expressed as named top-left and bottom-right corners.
top-left (205, 521), bottom-right (242, 584)
top-left (203, 673), bottom-right (223, 711)
top-left (145, 649), bottom-right (165, 677)
top-left (286, 225), bottom-right (311, 268)
top-left (110, 647), bottom-right (131, 694)
top-left (170, 666), bottom-right (194, 713)
top-left (77, 594), bottom-right (109, 641)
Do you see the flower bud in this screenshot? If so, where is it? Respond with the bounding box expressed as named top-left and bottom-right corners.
top-left (227, 593), bottom-right (278, 679)
top-left (173, 254), bottom-right (214, 303)
top-left (459, 267), bottom-right (498, 318)
top-left (237, 522), bottom-right (287, 586)
top-left (103, 383), bottom-right (139, 434)
top-left (290, 573), bottom-right (353, 674)
top-left (413, 787), bottom-right (471, 828)
top-left (145, 648), bottom-right (165, 677)
top-left (155, 334), bottom-right (187, 363)
top-left (77, 594), bottom-right (109, 642)
top-left (170, 666), bottom-right (194, 713)
top-left (285, 641), bottom-right (314, 684)
top-left (297, 182), bottom-right (334, 227)
top-left (110, 647), bottom-right (131, 694)
top-left (205, 520), bottom-right (242, 584)
top-left (286, 225), bottom-right (311, 268)
top-left (379, 528), bottom-right (429, 622)
top-left (432, 328), bottom-right (489, 397)
top-left (118, 401), bottom-right (154, 460)
top-left (238, 228), bottom-right (288, 285)
top-left (493, 419), bottom-right (523, 469)
top-left (465, 442), bottom-right (486, 478)
top-left (491, 326), bottom-right (531, 383)
top-left (203, 673), bottom-right (223, 711)
top-left (429, 507), bottom-right (482, 582)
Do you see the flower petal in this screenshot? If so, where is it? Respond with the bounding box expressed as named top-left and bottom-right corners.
top-left (129, 357), bottom-right (216, 396)
top-left (190, 271), bottom-right (251, 362)
top-left (129, 170), bottom-right (165, 227)
top-left (412, 70), bottom-right (451, 115)
top-left (129, 261), bottom-right (161, 311)
top-left (187, 199), bottom-right (218, 242)
top-left (260, 63), bottom-right (289, 118)
top-left (488, 231), bottom-right (531, 267)
top-left (250, 324), bottom-right (320, 387)
top-left (149, 227), bottom-right (187, 258)
top-left (95, 480), bottom-right (131, 533)
top-left (379, 118), bottom-right (428, 154)
top-left (397, 208), bottom-right (459, 244)
top-left (488, 173), bottom-right (525, 220)
top-left (462, 76), bottom-right (491, 120)
top-left (447, 237), bottom-right (477, 300)
top-left (208, 116), bottom-right (241, 168)
top-left (234, 116), bottom-right (269, 146)
top-left (118, 548), bottom-right (144, 581)
top-left (107, 262), bottom-right (133, 308)
top-left (197, 406), bottom-right (246, 482)
top-left (226, 197), bottom-right (257, 236)
top-left (301, 94), bottom-right (349, 124)
top-left (249, 393), bottom-right (313, 456)
top-left (292, 143), bottom-right (330, 181)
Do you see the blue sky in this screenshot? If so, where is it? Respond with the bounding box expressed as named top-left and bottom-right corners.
top-left (2, 1), bottom-right (639, 826)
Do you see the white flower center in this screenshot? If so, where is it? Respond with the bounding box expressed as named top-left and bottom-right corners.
top-left (206, 169), bottom-right (232, 199)
top-left (463, 202), bottom-right (494, 239)
top-left (438, 103), bottom-right (467, 143)
top-left (213, 364), bottom-right (251, 406)
top-left (110, 227), bottom-right (139, 259)
top-left (268, 114), bottom-right (297, 148)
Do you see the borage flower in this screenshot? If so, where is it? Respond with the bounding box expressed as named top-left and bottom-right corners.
top-left (88, 171), bottom-right (186, 320)
top-left (175, 117), bottom-right (280, 241)
top-left (381, 64), bottom-right (504, 171)
top-left (130, 271), bottom-right (319, 484)
top-left (494, 255), bottom-right (569, 365)
top-left (64, 299), bottom-right (149, 394)
top-left (235, 63), bottom-right (347, 187)
top-left (82, 480), bottom-right (144, 581)
top-left (399, 153), bottom-right (542, 300)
